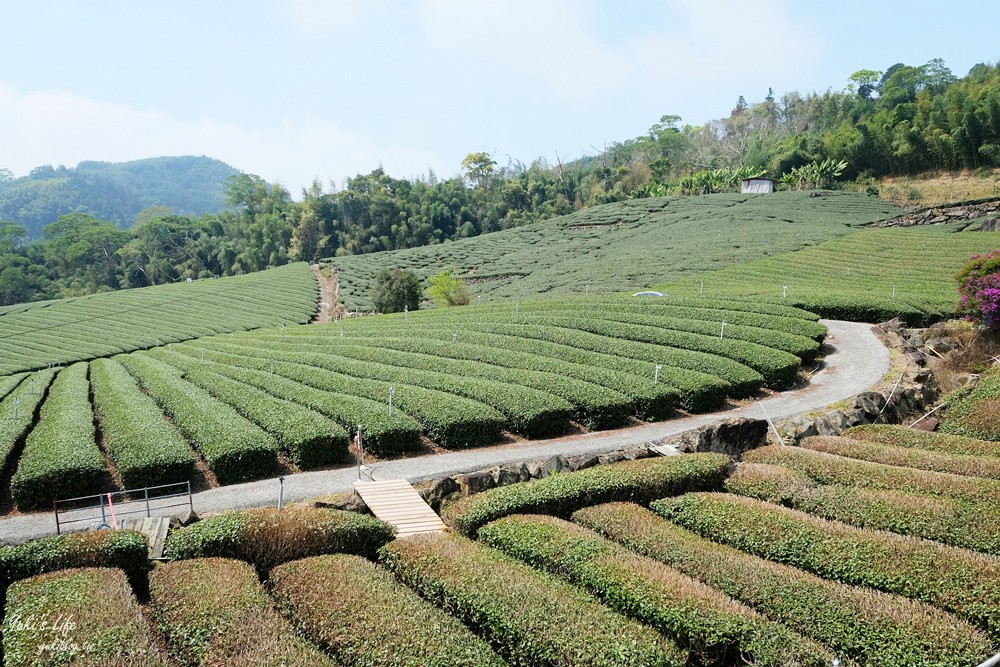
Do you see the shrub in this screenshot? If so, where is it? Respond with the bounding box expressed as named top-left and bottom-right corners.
top-left (149, 557), bottom-right (334, 666)
top-left (3, 568), bottom-right (168, 666)
top-left (653, 492), bottom-right (1000, 640)
top-left (443, 453), bottom-right (730, 536)
top-left (271, 554), bottom-right (505, 666)
top-left (181, 366), bottom-right (348, 469)
top-left (744, 443), bottom-right (1000, 503)
top-left (802, 435), bottom-right (1000, 480)
top-left (153, 347), bottom-right (423, 456)
top-left (117, 353), bottom-right (279, 484)
top-left (479, 514), bottom-right (834, 666)
top-left (10, 363), bottom-right (107, 510)
top-left (164, 507), bottom-right (394, 573)
top-left (372, 267), bottom-right (421, 313)
top-left (844, 424), bottom-right (1000, 459)
top-left (574, 502), bottom-right (993, 667)
top-left (426, 271), bottom-right (470, 306)
top-left (0, 530), bottom-right (148, 604)
top-left (90, 358), bottom-right (195, 489)
top-left (956, 248), bottom-right (1000, 329)
top-left (940, 365), bottom-right (1000, 441)
top-left (379, 533), bottom-right (688, 666)
top-left (0, 369), bottom-right (55, 473)
top-left (726, 462), bottom-right (1000, 555)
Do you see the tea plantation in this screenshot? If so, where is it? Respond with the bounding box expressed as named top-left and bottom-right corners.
top-left (660, 224), bottom-right (1000, 325)
top-left (4, 429), bottom-right (998, 666)
top-left (0, 295), bottom-right (824, 509)
top-left (328, 191), bottom-right (901, 311)
top-left (0, 262), bottom-right (319, 376)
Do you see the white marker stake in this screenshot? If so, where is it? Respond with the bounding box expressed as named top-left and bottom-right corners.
top-left (892, 284), bottom-right (897, 300)
top-left (654, 364), bottom-right (662, 383)
top-left (586, 284), bottom-right (590, 297)
top-left (720, 322), bottom-right (727, 340)
top-left (452, 332), bottom-right (457, 343)
top-left (700, 281), bottom-right (704, 295)
top-left (200, 348), bottom-right (205, 362)
top-left (389, 386), bottom-right (395, 417)
top-left (404, 304), bottom-right (408, 321)
top-left (783, 285), bottom-right (787, 299)
top-left (13, 397), bottom-right (20, 420)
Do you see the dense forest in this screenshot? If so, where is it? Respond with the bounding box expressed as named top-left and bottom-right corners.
top-left (0, 156), bottom-right (238, 239)
top-left (1, 58), bottom-right (999, 306)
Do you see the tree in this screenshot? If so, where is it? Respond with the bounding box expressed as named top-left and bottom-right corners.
top-left (371, 268), bottom-right (421, 313)
top-left (0, 220), bottom-right (26, 253)
top-left (957, 249), bottom-right (1000, 330)
top-left (461, 152), bottom-right (496, 191)
top-left (426, 271), bottom-right (469, 307)
top-left (848, 69), bottom-right (882, 100)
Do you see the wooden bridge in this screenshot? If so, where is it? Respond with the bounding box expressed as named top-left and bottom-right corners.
top-left (353, 479), bottom-right (447, 538)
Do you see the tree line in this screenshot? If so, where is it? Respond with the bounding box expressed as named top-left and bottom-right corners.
top-left (2, 58), bottom-right (999, 306)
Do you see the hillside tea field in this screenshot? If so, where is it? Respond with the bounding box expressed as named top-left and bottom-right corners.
top-left (661, 225), bottom-right (1000, 324)
top-left (0, 295), bottom-right (823, 507)
top-left (0, 262), bottom-right (318, 375)
top-left (328, 191), bottom-right (901, 311)
top-left (4, 434), bottom-right (999, 666)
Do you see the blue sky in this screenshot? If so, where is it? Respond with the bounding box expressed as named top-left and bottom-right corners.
top-left (0, 0), bottom-right (996, 195)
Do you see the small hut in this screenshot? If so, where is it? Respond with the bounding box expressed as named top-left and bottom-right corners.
top-left (741, 177), bottom-right (775, 194)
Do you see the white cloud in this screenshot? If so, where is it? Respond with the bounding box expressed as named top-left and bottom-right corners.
top-left (0, 81), bottom-right (443, 195)
top-left (281, 0), bottom-right (385, 34)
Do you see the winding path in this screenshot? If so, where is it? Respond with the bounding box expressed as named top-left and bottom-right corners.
top-left (0, 320), bottom-right (890, 543)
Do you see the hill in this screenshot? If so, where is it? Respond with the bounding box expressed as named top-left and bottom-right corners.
top-left (328, 191), bottom-right (902, 311)
top-left (0, 156), bottom-right (239, 238)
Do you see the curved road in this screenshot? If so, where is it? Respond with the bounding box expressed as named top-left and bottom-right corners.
top-left (0, 320), bottom-right (890, 543)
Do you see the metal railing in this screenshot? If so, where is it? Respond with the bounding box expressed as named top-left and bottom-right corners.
top-left (53, 481), bottom-right (192, 534)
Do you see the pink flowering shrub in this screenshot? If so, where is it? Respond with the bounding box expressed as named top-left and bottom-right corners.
top-left (957, 249), bottom-right (1000, 329)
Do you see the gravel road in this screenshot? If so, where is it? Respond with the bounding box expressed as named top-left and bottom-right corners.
top-left (0, 319), bottom-right (890, 543)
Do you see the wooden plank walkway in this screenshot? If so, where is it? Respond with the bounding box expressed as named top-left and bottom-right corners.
top-left (353, 479), bottom-right (447, 538)
top-left (120, 517), bottom-right (171, 559)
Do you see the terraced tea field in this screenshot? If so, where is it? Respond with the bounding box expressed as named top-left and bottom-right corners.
top-left (0, 296), bottom-right (823, 510)
top-left (0, 262), bottom-right (318, 376)
top-left (661, 225), bottom-right (1000, 324)
top-left (4, 429), bottom-right (998, 666)
top-left (327, 191), bottom-right (901, 311)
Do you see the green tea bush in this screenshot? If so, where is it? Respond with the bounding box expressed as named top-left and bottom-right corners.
top-left (164, 507), bottom-right (394, 573)
top-left (181, 366), bottom-right (348, 469)
top-left (0, 369), bottom-right (55, 474)
top-left (155, 347), bottom-right (422, 456)
top-left (574, 502), bottom-right (994, 667)
top-left (802, 435), bottom-right (1000, 480)
top-left (844, 424), bottom-right (1000, 458)
top-left (184, 343), bottom-right (506, 449)
top-left (10, 363), bottom-right (107, 510)
top-left (3, 568), bottom-right (168, 666)
top-left (90, 358), bottom-right (195, 489)
top-left (444, 453), bottom-right (730, 536)
top-left (0, 530), bottom-right (148, 601)
top-left (117, 353), bottom-right (279, 484)
top-left (271, 554), bottom-right (506, 667)
top-left (726, 462), bottom-right (1000, 555)
top-left (744, 443), bottom-right (1000, 503)
top-left (654, 492), bottom-right (1000, 640)
top-left (379, 533), bottom-right (688, 666)
top-left (479, 514), bottom-right (834, 666)
top-left (149, 557), bottom-right (334, 666)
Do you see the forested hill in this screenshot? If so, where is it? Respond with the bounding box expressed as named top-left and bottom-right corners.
top-left (0, 156), bottom-right (238, 238)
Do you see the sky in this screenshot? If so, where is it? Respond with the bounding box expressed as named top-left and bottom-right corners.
top-left (0, 0), bottom-right (997, 195)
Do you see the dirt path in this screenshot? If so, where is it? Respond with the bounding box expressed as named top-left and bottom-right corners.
top-left (311, 264), bottom-right (346, 323)
top-left (0, 320), bottom-right (891, 544)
